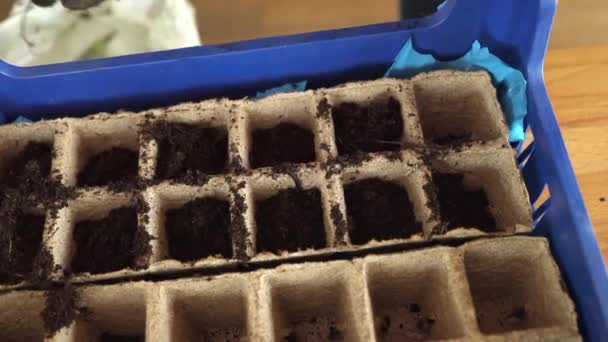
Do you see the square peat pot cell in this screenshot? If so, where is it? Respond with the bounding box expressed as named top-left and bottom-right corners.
top-left (249, 122), bottom-right (317, 168)
top-left (432, 173), bottom-right (498, 232)
top-left (145, 121), bottom-right (229, 181)
top-left (0, 212), bottom-right (47, 284)
top-left (70, 205), bottom-right (151, 275)
top-left (365, 250), bottom-right (467, 341)
top-left (331, 97), bottom-right (405, 156)
top-left (0, 291), bottom-right (47, 341)
top-left (77, 147), bottom-right (139, 188)
top-left (164, 197), bottom-right (233, 262)
top-left (265, 264), bottom-right (364, 341)
top-left (71, 120), bottom-right (140, 189)
top-left (0, 140), bottom-right (54, 193)
top-left (343, 178), bottom-right (422, 245)
top-left (427, 148), bottom-right (532, 233)
top-left (167, 279), bottom-right (250, 341)
top-left (464, 242), bottom-right (577, 335)
top-left (254, 187), bottom-right (327, 254)
top-left (413, 71), bottom-right (507, 145)
top-left (72, 285), bottom-right (147, 341)
top-left (245, 92), bottom-right (321, 168)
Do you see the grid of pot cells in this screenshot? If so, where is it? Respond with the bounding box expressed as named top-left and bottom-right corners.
top-left (0, 70), bottom-right (533, 287)
top-left (0, 237), bottom-right (580, 341)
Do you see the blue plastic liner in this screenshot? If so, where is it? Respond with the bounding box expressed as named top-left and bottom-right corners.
top-left (1, 0), bottom-right (606, 339)
top-left (385, 39), bottom-right (527, 142)
top-left (256, 81), bottom-right (307, 99)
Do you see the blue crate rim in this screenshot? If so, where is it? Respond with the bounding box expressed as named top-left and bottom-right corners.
top-left (0, 0), bottom-right (607, 340)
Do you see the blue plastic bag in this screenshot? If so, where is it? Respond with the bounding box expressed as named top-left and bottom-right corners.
top-left (256, 81), bottom-right (307, 99)
top-left (14, 116), bottom-right (32, 123)
top-left (385, 39), bottom-right (527, 142)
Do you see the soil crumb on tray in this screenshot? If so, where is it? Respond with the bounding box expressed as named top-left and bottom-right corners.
top-left (375, 303), bottom-right (437, 341)
top-left (202, 328), bottom-right (246, 341)
top-left (42, 284), bottom-right (81, 337)
top-left (283, 316), bottom-right (344, 342)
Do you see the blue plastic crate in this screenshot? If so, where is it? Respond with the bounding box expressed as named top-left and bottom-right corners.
top-left (1, 0), bottom-right (607, 339)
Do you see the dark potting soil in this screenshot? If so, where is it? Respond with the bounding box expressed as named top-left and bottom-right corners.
top-left (249, 122), bottom-right (316, 168)
top-left (143, 122), bottom-right (228, 180)
top-left (229, 180), bottom-right (250, 261)
top-left (100, 333), bottom-right (144, 342)
top-left (71, 207), bottom-right (152, 274)
top-left (0, 141), bottom-right (73, 210)
top-left (165, 198), bottom-right (232, 262)
top-left (78, 148), bottom-right (139, 187)
top-left (0, 213), bottom-right (45, 283)
top-left (344, 178), bottom-right (421, 245)
top-left (42, 284), bottom-right (80, 337)
top-left (330, 204), bottom-right (348, 245)
top-left (0, 142), bottom-right (67, 284)
top-left (331, 97), bottom-right (403, 156)
top-left (1, 142), bottom-right (52, 193)
top-left (255, 188), bottom-right (326, 254)
top-left (432, 173), bottom-right (497, 232)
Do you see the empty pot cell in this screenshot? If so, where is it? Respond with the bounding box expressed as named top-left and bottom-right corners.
top-left (146, 122), bottom-right (228, 180)
top-left (77, 148), bottom-right (139, 188)
top-left (344, 178), bottom-right (422, 245)
top-left (255, 188), bottom-right (327, 254)
top-left (432, 173), bottom-right (497, 232)
top-left (464, 239), bottom-right (578, 335)
top-left (249, 122), bottom-right (316, 168)
top-left (71, 207), bottom-right (152, 274)
top-left (74, 284), bottom-right (147, 341)
top-left (168, 280), bottom-right (249, 341)
top-left (0, 212), bottom-right (46, 284)
top-left (0, 291), bottom-right (46, 342)
top-left (267, 266), bottom-right (360, 341)
top-left (331, 97), bottom-right (404, 155)
top-left (413, 71), bottom-right (506, 145)
top-left (165, 197), bottom-right (232, 262)
top-left (0, 141), bottom-right (53, 192)
top-left (366, 251), bottom-right (466, 341)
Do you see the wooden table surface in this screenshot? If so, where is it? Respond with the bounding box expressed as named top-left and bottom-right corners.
top-left (545, 46), bottom-right (608, 262)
